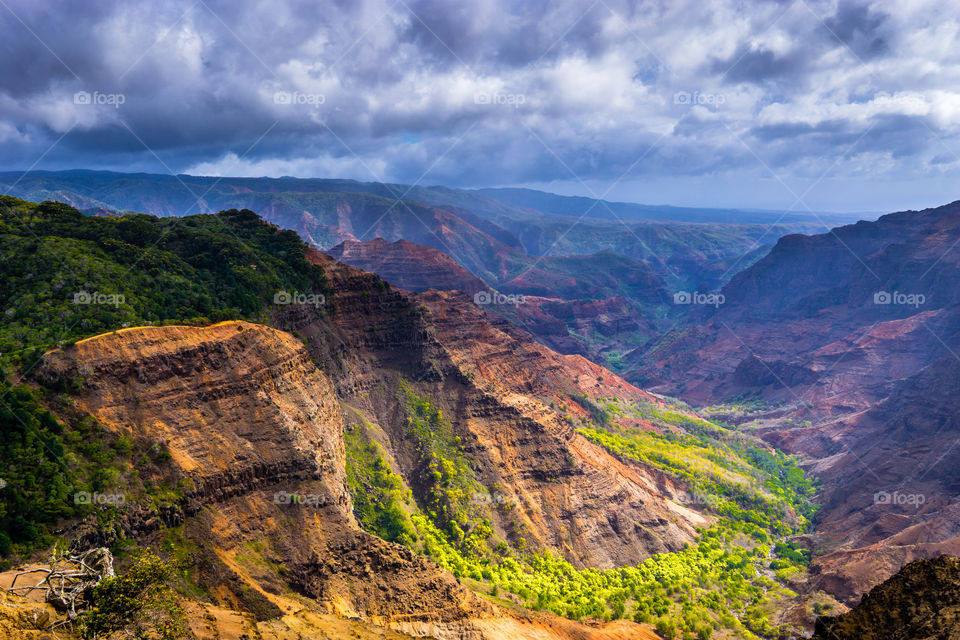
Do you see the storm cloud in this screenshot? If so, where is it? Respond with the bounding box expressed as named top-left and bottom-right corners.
top-left (0, 0), bottom-right (958, 211)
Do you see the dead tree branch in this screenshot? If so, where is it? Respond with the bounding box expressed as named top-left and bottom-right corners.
top-left (6, 547), bottom-right (115, 620)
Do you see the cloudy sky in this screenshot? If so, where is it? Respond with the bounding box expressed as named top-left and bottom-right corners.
top-left (1, 0), bottom-right (958, 212)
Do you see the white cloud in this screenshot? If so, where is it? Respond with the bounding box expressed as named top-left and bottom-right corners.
top-left (0, 0), bottom-right (959, 209)
top-left (185, 151), bottom-right (389, 182)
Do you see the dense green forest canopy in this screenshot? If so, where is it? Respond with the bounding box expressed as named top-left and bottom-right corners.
top-left (0, 196), bottom-right (332, 558)
top-left (0, 195), bottom-right (329, 374)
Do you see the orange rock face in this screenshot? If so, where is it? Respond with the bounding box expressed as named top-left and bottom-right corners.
top-left (273, 252), bottom-right (705, 571)
top-left (34, 318), bottom-right (664, 639)
top-left (38, 322), bottom-right (496, 637)
top-left (43, 322), bottom-right (349, 509)
top-left (327, 238), bottom-right (489, 295)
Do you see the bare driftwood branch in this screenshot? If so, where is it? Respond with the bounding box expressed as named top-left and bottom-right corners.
top-left (5, 547), bottom-right (115, 620)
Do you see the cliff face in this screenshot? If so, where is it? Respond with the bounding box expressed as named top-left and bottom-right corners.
top-left (42, 322), bottom-right (350, 513)
top-left (418, 289), bottom-right (704, 567)
top-left (275, 251), bottom-right (705, 570)
top-left (813, 555), bottom-right (960, 640)
top-left (324, 238), bottom-right (662, 365)
top-left (632, 200), bottom-right (960, 407)
top-left (32, 308), bottom-right (666, 639)
top-left (38, 322), bottom-right (496, 637)
top-left (627, 200), bottom-right (960, 604)
top-left (327, 238), bottom-right (489, 295)
top-left (803, 355), bottom-right (960, 602)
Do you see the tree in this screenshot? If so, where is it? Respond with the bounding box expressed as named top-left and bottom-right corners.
top-left (77, 551), bottom-right (189, 640)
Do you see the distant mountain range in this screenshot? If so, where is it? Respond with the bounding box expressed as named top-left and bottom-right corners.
top-left (0, 169), bottom-right (870, 367)
top-left (629, 198), bottom-right (960, 602)
top-left (471, 186), bottom-right (863, 225)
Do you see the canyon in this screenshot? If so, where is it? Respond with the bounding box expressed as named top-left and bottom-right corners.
top-left (2, 187), bottom-right (960, 639)
top-left (0, 170), bottom-right (838, 365)
top-left (30, 320), bottom-right (663, 639)
top-left (630, 199), bottom-right (960, 603)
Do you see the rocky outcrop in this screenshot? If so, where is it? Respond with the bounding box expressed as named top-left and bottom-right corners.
top-left (327, 238), bottom-right (489, 295)
top-left (628, 199), bottom-right (960, 605)
top-left (40, 322), bottom-right (350, 511)
top-left (32, 316), bottom-right (667, 639)
top-left (36, 322), bottom-right (499, 638)
top-left (632, 200), bottom-right (960, 405)
top-left (274, 251), bottom-right (705, 570)
top-left (812, 555), bottom-right (960, 640)
top-left (804, 354), bottom-right (960, 602)
top-left (420, 289), bottom-right (707, 566)
top-left (0, 590), bottom-right (64, 640)
top-left (324, 237), bottom-right (666, 366)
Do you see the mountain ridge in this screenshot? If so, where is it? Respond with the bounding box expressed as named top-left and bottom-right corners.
top-left (0, 195), bottom-right (820, 639)
top-left (628, 196), bottom-right (960, 604)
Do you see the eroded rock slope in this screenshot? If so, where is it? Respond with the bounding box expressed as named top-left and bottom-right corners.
top-left (36, 320), bottom-right (661, 640)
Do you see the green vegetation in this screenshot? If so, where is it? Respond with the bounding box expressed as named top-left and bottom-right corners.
top-left (400, 383), bottom-right (494, 554)
top-left (77, 551), bottom-right (188, 640)
top-left (582, 399), bottom-right (817, 526)
top-left (0, 196), bottom-right (329, 373)
top-left (0, 197), bottom-right (333, 561)
top-left (603, 350), bottom-right (626, 372)
top-left (342, 391), bottom-right (818, 639)
top-left (0, 382), bottom-right (133, 561)
top-left (0, 196), bottom-right (819, 638)
top-left (344, 422), bottom-right (418, 546)
top-left (578, 426), bottom-right (815, 534)
top-left (0, 378), bottom-right (209, 564)
top-left (419, 516), bottom-right (799, 637)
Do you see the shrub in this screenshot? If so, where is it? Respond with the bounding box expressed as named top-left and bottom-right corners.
top-left (77, 551), bottom-right (188, 640)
